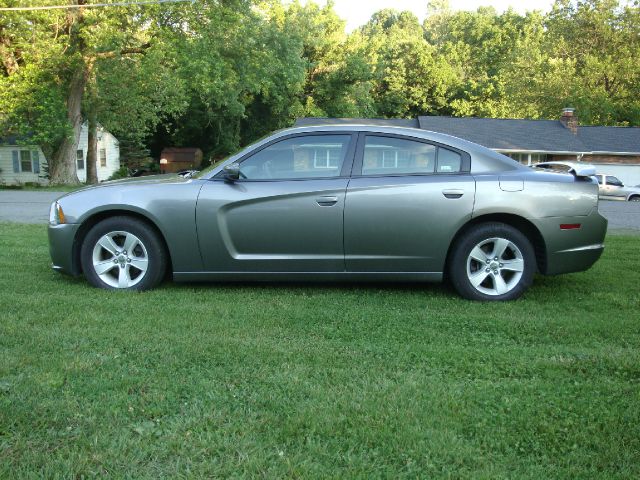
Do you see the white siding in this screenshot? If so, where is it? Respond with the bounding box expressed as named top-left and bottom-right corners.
top-left (75, 124), bottom-right (121, 182)
top-left (0, 146), bottom-right (49, 185)
top-left (1, 124), bottom-right (119, 185)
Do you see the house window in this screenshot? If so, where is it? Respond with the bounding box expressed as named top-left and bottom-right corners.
top-left (362, 136), bottom-right (436, 175)
top-left (20, 150), bottom-right (32, 172)
top-left (382, 149), bottom-right (400, 168)
top-left (76, 150), bottom-right (84, 170)
top-left (505, 153), bottom-right (547, 165)
top-left (312, 147), bottom-right (341, 169)
top-left (235, 135), bottom-right (351, 179)
top-left (99, 148), bottom-right (107, 167)
top-left (530, 153), bottom-right (547, 164)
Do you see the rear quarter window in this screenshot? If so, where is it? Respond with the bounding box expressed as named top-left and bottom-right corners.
top-left (437, 148), bottom-right (462, 173)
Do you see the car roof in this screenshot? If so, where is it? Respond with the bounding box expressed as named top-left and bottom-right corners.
top-left (279, 124), bottom-right (482, 151)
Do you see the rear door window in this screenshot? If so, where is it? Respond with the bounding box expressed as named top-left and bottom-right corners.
top-left (361, 136), bottom-right (463, 176)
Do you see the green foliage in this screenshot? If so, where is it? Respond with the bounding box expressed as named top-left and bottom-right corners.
top-left (159, 0), bottom-right (306, 158)
top-left (0, 39), bottom-right (71, 159)
top-left (106, 166), bottom-right (130, 181)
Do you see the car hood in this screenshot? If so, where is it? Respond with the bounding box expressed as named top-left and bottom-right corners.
top-left (58, 174), bottom-right (193, 198)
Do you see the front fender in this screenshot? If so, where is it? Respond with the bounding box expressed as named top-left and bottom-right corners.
top-left (56, 180), bottom-right (205, 272)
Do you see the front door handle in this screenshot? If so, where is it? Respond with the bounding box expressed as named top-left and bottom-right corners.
top-left (442, 189), bottom-right (464, 199)
top-left (316, 196), bottom-right (339, 206)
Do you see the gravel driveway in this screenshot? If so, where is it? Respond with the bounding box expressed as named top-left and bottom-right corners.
top-left (1, 190), bottom-right (640, 232)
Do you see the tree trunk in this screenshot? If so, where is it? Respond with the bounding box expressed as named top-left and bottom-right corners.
top-left (49, 1), bottom-right (89, 185)
top-left (0, 28), bottom-right (19, 75)
top-left (49, 67), bottom-right (86, 185)
top-left (86, 94), bottom-right (99, 184)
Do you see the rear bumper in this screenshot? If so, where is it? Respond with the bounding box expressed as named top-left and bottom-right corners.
top-left (48, 223), bottom-right (80, 276)
top-left (546, 242), bottom-right (605, 275)
top-left (532, 208), bottom-right (608, 275)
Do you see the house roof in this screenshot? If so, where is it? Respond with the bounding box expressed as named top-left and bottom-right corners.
top-left (577, 126), bottom-right (640, 153)
top-left (417, 116), bottom-right (588, 152)
top-left (295, 116), bottom-right (640, 154)
top-left (294, 117), bottom-right (420, 128)
top-left (0, 135), bottom-right (24, 146)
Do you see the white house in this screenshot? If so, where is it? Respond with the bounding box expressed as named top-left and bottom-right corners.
top-left (75, 124), bottom-right (121, 183)
top-left (0, 123), bottom-right (120, 185)
top-left (0, 143), bottom-right (46, 186)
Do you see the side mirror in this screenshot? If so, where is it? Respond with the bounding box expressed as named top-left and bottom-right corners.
top-left (223, 162), bottom-right (241, 181)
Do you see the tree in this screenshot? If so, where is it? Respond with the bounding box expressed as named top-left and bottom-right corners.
top-left (424, 6), bottom-right (537, 117)
top-left (361, 9), bottom-right (457, 117)
top-left (543, 0), bottom-right (640, 125)
top-left (150, 0), bottom-right (306, 159)
top-left (0, 0), bottom-right (187, 184)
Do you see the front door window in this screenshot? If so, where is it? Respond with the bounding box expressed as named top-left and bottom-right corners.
top-left (238, 135), bottom-right (351, 180)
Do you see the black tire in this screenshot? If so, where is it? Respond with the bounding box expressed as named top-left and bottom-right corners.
top-left (448, 222), bottom-right (536, 301)
top-left (80, 216), bottom-right (167, 291)
top-left (629, 195), bottom-right (640, 202)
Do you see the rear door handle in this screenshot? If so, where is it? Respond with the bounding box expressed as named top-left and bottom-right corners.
top-left (316, 196), bottom-right (339, 206)
top-left (442, 189), bottom-right (464, 199)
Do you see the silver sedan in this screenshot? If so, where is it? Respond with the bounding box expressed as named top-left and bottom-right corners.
top-left (48, 124), bottom-right (607, 301)
top-left (596, 174), bottom-right (640, 201)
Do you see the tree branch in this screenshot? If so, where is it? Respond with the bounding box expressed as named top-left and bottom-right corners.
top-left (0, 28), bottom-right (19, 75)
top-left (93, 43), bottom-right (151, 59)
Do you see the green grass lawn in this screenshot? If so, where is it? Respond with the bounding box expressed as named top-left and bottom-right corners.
top-left (1, 223), bottom-right (638, 478)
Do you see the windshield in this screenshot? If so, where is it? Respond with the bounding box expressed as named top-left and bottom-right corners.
top-left (193, 131), bottom-right (280, 179)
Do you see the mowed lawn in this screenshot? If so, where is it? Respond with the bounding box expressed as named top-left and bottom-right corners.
top-left (0, 223), bottom-right (638, 478)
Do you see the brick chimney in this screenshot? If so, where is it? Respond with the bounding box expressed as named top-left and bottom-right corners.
top-left (560, 107), bottom-right (578, 134)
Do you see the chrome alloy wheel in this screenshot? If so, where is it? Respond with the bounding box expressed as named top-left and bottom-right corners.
top-left (466, 237), bottom-right (525, 296)
top-left (91, 231), bottom-right (149, 288)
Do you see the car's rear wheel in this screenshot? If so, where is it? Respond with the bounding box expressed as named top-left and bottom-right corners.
top-left (80, 216), bottom-right (167, 291)
top-left (449, 222), bottom-right (535, 301)
top-left (629, 195), bottom-right (640, 202)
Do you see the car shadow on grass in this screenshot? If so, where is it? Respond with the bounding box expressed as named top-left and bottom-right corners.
top-left (50, 265), bottom-right (587, 303)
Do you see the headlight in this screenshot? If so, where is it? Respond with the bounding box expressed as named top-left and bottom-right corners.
top-left (49, 201), bottom-right (66, 225)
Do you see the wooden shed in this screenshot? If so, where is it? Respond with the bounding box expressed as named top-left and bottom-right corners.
top-left (159, 147), bottom-right (203, 174)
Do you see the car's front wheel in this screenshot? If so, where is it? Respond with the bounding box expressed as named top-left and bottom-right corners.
top-left (449, 222), bottom-right (535, 301)
top-left (80, 216), bottom-right (167, 291)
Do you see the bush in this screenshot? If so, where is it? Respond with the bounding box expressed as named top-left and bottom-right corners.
top-left (107, 166), bottom-right (130, 181)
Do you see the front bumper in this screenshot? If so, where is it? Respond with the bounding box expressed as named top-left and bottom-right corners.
top-left (532, 208), bottom-right (608, 275)
top-left (48, 223), bottom-right (81, 276)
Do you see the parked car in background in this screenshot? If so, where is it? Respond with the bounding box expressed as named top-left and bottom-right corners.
top-left (531, 161), bottom-right (640, 201)
top-left (48, 124), bottom-right (607, 301)
top-left (177, 169), bottom-right (199, 178)
top-left (595, 174), bottom-right (640, 201)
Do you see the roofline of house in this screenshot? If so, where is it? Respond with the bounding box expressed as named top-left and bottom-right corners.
top-left (494, 149), bottom-right (640, 156)
top-left (588, 151), bottom-right (640, 156)
top-left (0, 143), bottom-right (39, 148)
top-left (495, 149), bottom-right (586, 155)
